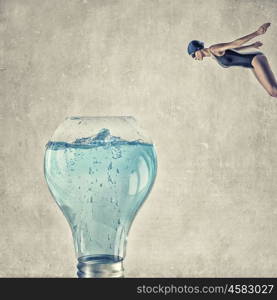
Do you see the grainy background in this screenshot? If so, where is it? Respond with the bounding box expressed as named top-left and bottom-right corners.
top-left (1, 0), bottom-right (277, 277)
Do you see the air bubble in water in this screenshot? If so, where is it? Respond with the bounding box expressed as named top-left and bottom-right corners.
top-left (111, 146), bottom-right (121, 159)
top-left (108, 174), bottom-right (113, 184)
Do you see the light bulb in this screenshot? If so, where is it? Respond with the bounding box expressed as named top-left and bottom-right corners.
top-left (44, 116), bottom-right (157, 277)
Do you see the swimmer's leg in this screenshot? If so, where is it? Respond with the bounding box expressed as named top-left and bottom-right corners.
top-left (251, 54), bottom-right (277, 97)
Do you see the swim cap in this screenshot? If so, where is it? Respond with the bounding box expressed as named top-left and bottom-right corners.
top-left (187, 40), bottom-right (204, 57)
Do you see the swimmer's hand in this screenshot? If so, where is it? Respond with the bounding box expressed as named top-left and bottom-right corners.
top-left (253, 41), bottom-right (263, 49)
top-left (257, 23), bottom-right (271, 35)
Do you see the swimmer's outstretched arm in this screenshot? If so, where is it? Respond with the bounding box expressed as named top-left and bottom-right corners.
top-left (233, 44), bottom-right (254, 51)
top-left (209, 23), bottom-right (270, 53)
top-left (233, 41), bottom-right (263, 51)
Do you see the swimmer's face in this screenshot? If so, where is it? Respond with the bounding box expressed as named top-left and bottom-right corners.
top-left (194, 50), bottom-right (203, 61)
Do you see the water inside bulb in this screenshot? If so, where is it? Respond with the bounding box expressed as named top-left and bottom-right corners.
top-left (44, 127), bottom-right (157, 277)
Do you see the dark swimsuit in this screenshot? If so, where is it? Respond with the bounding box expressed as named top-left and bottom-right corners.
top-left (212, 49), bottom-right (263, 69)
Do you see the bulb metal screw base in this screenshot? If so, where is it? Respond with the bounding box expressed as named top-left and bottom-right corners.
top-left (77, 255), bottom-right (124, 278)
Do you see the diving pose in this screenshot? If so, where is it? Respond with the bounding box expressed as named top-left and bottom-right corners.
top-left (187, 23), bottom-right (277, 97)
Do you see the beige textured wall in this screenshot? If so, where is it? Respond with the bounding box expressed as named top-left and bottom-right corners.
top-left (1, 0), bottom-right (277, 277)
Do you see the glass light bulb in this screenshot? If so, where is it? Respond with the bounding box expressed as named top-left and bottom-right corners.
top-left (44, 116), bottom-right (157, 277)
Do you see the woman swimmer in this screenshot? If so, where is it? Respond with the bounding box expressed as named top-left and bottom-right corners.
top-left (187, 23), bottom-right (277, 98)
